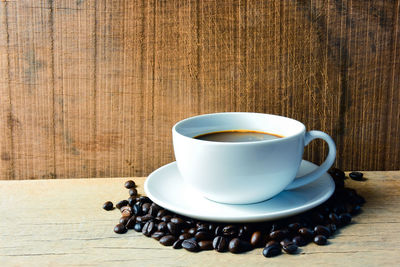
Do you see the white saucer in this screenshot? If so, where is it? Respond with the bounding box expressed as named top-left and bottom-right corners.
top-left (144, 160), bottom-right (335, 223)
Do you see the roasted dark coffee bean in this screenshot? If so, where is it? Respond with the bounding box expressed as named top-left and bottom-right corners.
top-left (228, 238), bottom-right (252, 254)
top-left (298, 227), bottom-right (314, 240)
top-left (269, 230), bottom-right (288, 241)
top-left (263, 243), bottom-right (281, 258)
top-left (349, 171), bottom-right (363, 181)
top-left (238, 226), bottom-right (251, 240)
top-left (213, 236), bottom-right (228, 252)
top-left (288, 222), bottom-right (301, 233)
top-left (141, 202), bottom-right (151, 214)
top-left (133, 222), bottom-right (143, 232)
top-left (181, 228), bottom-right (189, 234)
top-left (116, 200), bottom-right (129, 210)
top-left (161, 215), bottom-right (172, 222)
top-left (182, 239), bottom-right (200, 252)
top-left (126, 216), bottom-right (136, 229)
top-left (328, 213), bottom-right (340, 224)
top-left (215, 225), bottom-right (223, 236)
top-left (159, 235), bottom-right (177, 246)
top-left (179, 233), bottom-right (192, 240)
top-left (170, 217), bottom-right (185, 226)
top-left (120, 205), bottom-right (132, 213)
top-left (311, 212), bottom-right (324, 224)
top-left (103, 201), bottom-right (114, 211)
top-left (173, 239), bottom-right (184, 249)
top-left (350, 205), bottom-right (362, 215)
top-left (270, 223), bottom-right (282, 232)
top-left (136, 214), bottom-right (153, 223)
top-left (167, 222), bottom-right (180, 236)
top-left (114, 223), bottom-right (127, 234)
top-left (133, 203), bottom-right (143, 216)
top-left (188, 227), bottom-right (197, 235)
top-left (292, 236), bottom-right (307, 247)
top-left (119, 216), bottom-right (130, 225)
top-left (124, 180), bottom-right (136, 189)
top-left (314, 225), bottom-right (331, 237)
top-left (148, 205), bottom-right (160, 217)
top-left (327, 223), bottom-right (337, 234)
top-left (142, 221), bottom-right (156, 237)
top-left (329, 168), bottom-right (345, 180)
top-left (195, 231), bottom-right (213, 241)
top-left (157, 209), bottom-right (169, 218)
top-left (223, 225), bottom-right (238, 237)
top-left (266, 240), bottom-right (280, 248)
top-left (333, 205), bottom-right (347, 215)
top-left (339, 213), bottom-right (352, 225)
top-left (152, 231), bottom-right (166, 241)
top-left (185, 219), bottom-right (196, 228)
top-left (196, 224), bottom-right (209, 233)
top-left (282, 243), bottom-right (298, 254)
top-left (250, 231), bottom-right (264, 248)
top-left (158, 221), bottom-right (168, 232)
top-left (198, 240), bottom-right (214, 251)
top-left (208, 224), bottom-right (216, 233)
top-left (138, 196), bottom-right (151, 204)
top-left (128, 196), bottom-right (136, 207)
top-left (313, 235), bottom-right (327, 245)
top-left (280, 238), bottom-right (292, 247)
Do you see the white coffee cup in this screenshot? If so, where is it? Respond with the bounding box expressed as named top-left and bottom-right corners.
top-left (172, 112), bottom-right (336, 204)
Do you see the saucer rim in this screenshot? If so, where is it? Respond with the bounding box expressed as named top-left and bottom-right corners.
top-left (144, 160), bottom-right (335, 222)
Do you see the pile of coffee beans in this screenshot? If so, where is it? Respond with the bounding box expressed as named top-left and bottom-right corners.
top-left (103, 169), bottom-right (365, 258)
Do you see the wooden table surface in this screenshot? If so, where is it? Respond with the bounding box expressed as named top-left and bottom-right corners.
top-left (1, 172), bottom-right (400, 266)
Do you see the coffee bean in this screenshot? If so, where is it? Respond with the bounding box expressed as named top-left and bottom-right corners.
top-left (132, 203), bottom-right (143, 216)
top-left (196, 224), bottom-right (209, 233)
top-left (158, 221), bottom-right (168, 232)
top-left (213, 236), bottom-right (228, 252)
top-left (262, 243), bottom-right (281, 258)
top-left (188, 227), bottom-right (197, 235)
top-left (282, 243), bottom-right (298, 254)
top-left (314, 225), bottom-right (331, 237)
top-left (152, 231), bottom-right (166, 241)
top-left (250, 231), bottom-right (264, 248)
top-left (328, 213), bottom-right (340, 224)
top-left (339, 213), bottom-right (352, 225)
top-left (269, 230), bottom-right (288, 241)
top-left (238, 226), bottom-right (251, 240)
top-left (223, 225), bottom-right (238, 237)
top-left (350, 205), bottom-right (362, 215)
top-left (266, 240), bottom-right (280, 248)
top-left (116, 200), bottom-right (129, 210)
top-left (292, 236), bottom-right (307, 247)
top-left (298, 227), bottom-right (314, 240)
top-left (327, 223), bottom-right (337, 234)
top-left (142, 221), bottom-right (156, 237)
top-left (182, 239), bottom-right (200, 252)
top-left (157, 209), bottom-right (169, 218)
top-left (313, 235), bottom-right (327, 245)
top-left (208, 224), bottom-right (216, 233)
top-left (136, 214), bottom-right (153, 223)
top-left (124, 180), bottom-right (136, 189)
top-left (119, 216), bottom-right (130, 225)
top-left (148, 204), bottom-right (160, 217)
top-left (159, 235), bottom-right (177, 246)
top-left (198, 240), bottom-right (214, 251)
top-left (120, 206), bottom-right (132, 217)
top-left (171, 217), bottom-right (185, 226)
top-left (161, 215), bottom-right (172, 222)
top-left (270, 223), bottom-right (282, 232)
top-left (280, 238), bottom-right (292, 247)
top-left (167, 222), bottom-right (180, 236)
top-left (114, 223), bottom-right (127, 234)
top-left (178, 233), bottom-right (191, 240)
top-left (228, 238), bottom-right (252, 254)
top-left (349, 171), bottom-right (364, 181)
top-left (333, 205), bottom-right (347, 215)
top-left (288, 222), bottom-right (301, 234)
top-left (142, 203), bottom-right (151, 214)
top-left (127, 196), bottom-right (136, 207)
top-left (126, 216), bottom-right (136, 229)
top-left (173, 239), bottom-right (184, 249)
top-left (103, 201), bottom-right (114, 211)
top-left (133, 222), bottom-right (143, 232)
top-left (195, 231), bottom-right (213, 241)
top-left (311, 212), bottom-right (324, 224)
top-left (138, 196), bottom-right (151, 204)
top-left (215, 225), bottom-right (223, 236)
top-left (329, 168), bottom-right (345, 180)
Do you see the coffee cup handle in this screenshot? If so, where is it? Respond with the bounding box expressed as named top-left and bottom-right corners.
top-left (285, 130), bottom-right (336, 190)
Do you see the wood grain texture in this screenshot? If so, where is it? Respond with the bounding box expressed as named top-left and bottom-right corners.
top-left (0, 173), bottom-right (399, 266)
top-left (0, 0), bottom-right (399, 179)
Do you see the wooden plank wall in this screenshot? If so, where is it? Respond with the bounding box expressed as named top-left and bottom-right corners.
top-left (0, 0), bottom-right (399, 180)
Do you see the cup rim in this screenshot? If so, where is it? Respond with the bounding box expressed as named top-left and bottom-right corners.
top-left (172, 112), bottom-right (306, 145)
